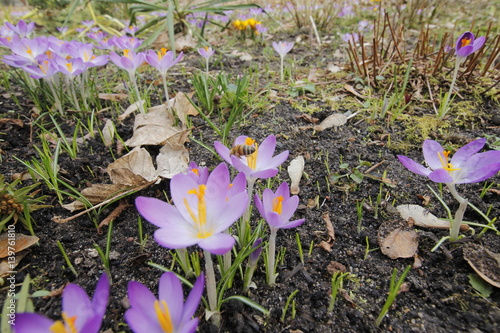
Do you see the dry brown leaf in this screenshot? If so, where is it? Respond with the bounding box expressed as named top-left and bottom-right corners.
top-left (322, 211), bottom-right (335, 242)
top-left (327, 63), bottom-right (342, 73)
top-left (156, 131), bottom-right (190, 179)
top-left (174, 33), bottom-right (197, 51)
top-left (316, 240), bottom-right (332, 252)
top-left (344, 84), bottom-right (366, 99)
top-left (102, 119), bottom-right (115, 147)
top-left (61, 184), bottom-right (132, 212)
top-left (117, 100), bottom-right (146, 122)
top-left (463, 243), bottom-right (500, 288)
top-left (98, 93), bottom-right (128, 101)
top-left (288, 156), bottom-right (305, 195)
top-left (124, 105), bottom-right (184, 147)
top-left (107, 148), bottom-right (158, 185)
top-left (313, 113), bottom-right (348, 132)
top-left (396, 204), bottom-right (469, 231)
top-left (168, 92), bottom-right (198, 127)
top-left (487, 189), bottom-right (500, 195)
top-left (0, 251), bottom-right (27, 278)
top-left (326, 261), bottom-right (347, 275)
top-left (378, 219), bottom-right (419, 259)
top-left (0, 233), bottom-right (39, 258)
top-left (98, 200), bottom-right (131, 232)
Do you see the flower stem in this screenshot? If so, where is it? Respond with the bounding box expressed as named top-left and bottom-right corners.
top-left (447, 183), bottom-right (468, 242)
top-left (280, 56), bottom-right (284, 82)
top-left (267, 228), bottom-right (278, 285)
top-left (161, 73), bottom-right (169, 104)
top-left (203, 249), bottom-right (221, 327)
top-left (240, 177), bottom-right (255, 247)
top-left (129, 72), bottom-right (146, 113)
top-left (438, 58), bottom-right (460, 119)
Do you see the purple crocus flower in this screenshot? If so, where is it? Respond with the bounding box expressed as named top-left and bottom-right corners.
top-left (254, 182), bottom-right (305, 231)
top-left (5, 20), bottom-right (35, 38)
top-left (135, 163), bottom-right (248, 255)
top-left (109, 35), bottom-right (143, 50)
top-left (54, 56), bottom-right (87, 77)
top-left (215, 135), bottom-right (289, 182)
top-left (397, 138), bottom-right (500, 185)
top-left (125, 272), bottom-right (204, 333)
top-left (272, 41), bottom-right (294, 58)
top-left (145, 48), bottom-right (183, 76)
top-left (14, 273), bottom-right (109, 333)
top-left (254, 182), bottom-right (305, 285)
top-left (109, 49), bottom-right (145, 76)
top-left (455, 31), bottom-right (485, 60)
top-left (198, 47), bottom-right (214, 59)
top-left (185, 161), bottom-right (210, 184)
top-left (4, 37), bottom-right (49, 66)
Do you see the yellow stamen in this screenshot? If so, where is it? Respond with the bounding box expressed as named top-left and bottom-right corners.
top-left (191, 168), bottom-right (199, 176)
top-left (154, 299), bottom-right (174, 333)
top-left (65, 63), bottom-right (73, 72)
top-left (272, 196), bottom-right (284, 215)
top-left (461, 37), bottom-right (471, 48)
top-left (437, 151), bottom-right (461, 172)
top-left (244, 138), bottom-right (258, 170)
top-left (49, 313), bottom-right (78, 333)
top-left (184, 185), bottom-right (212, 238)
top-left (124, 49), bottom-right (130, 58)
top-left (157, 48), bottom-right (168, 60)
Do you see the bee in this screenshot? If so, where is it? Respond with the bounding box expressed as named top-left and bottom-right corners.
top-left (230, 144), bottom-right (256, 158)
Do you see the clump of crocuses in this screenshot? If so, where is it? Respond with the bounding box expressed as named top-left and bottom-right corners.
top-left (136, 163), bottom-right (248, 324)
top-left (398, 138), bottom-right (500, 242)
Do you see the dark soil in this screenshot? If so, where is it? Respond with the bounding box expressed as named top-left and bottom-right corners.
top-left (1, 31), bottom-right (500, 333)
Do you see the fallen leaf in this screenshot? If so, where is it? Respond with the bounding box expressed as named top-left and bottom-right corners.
top-left (98, 93), bottom-right (128, 101)
top-left (124, 105), bottom-right (184, 147)
top-left (107, 148), bottom-right (158, 185)
top-left (102, 119), bottom-right (115, 147)
top-left (396, 204), bottom-right (469, 231)
top-left (167, 92), bottom-right (198, 127)
top-left (463, 243), bottom-right (500, 288)
top-left (98, 200), bottom-right (131, 232)
top-left (322, 211), bottom-right (335, 242)
top-left (156, 131), bottom-right (190, 179)
top-left (344, 84), bottom-right (366, 99)
top-left (0, 233), bottom-right (39, 257)
top-left (288, 156), bottom-right (305, 195)
top-left (117, 100), bottom-right (146, 122)
top-left (174, 33), bottom-right (197, 51)
top-left (327, 63), bottom-right (342, 73)
top-left (0, 251), bottom-right (27, 277)
top-left (416, 194), bottom-right (431, 206)
top-left (313, 113), bottom-right (348, 131)
top-left (316, 240), bottom-right (332, 252)
top-left (61, 184), bottom-right (132, 212)
top-left (326, 261), bottom-right (347, 274)
top-left (378, 219), bottom-right (418, 259)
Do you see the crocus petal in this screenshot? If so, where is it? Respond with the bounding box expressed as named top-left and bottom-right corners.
top-left (450, 138), bottom-right (485, 167)
top-left (428, 169), bottom-right (454, 183)
top-left (14, 313), bottom-right (53, 333)
top-left (255, 135), bottom-right (277, 162)
top-left (281, 195), bottom-right (299, 222)
top-left (158, 272), bottom-right (184, 326)
top-left (125, 305), bottom-right (163, 333)
top-left (422, 140), bottom-right (445, 170)
top-left (254, 193), bottom-right (265, 217)
top-left (251, 169), bottom-right (279, 179)
top-left (198, 232), bottom-right (235, 255)
top-left (92, 273), bottom-right (110, 318)
top-left (182, 273), bottom-right (205, 323)
top-left (62, 284), bottom-right (94, 328)
top-left (178, 318), bottom-right (199, 333)
top-left (279, 218), bottom-right (306, 229)
top-left (258, 151), bottom-right (289, 170)
top-left (214, 141), bottom-right (233, 165)
top-left (267, 211), bottom-right (285, 229)
top-left (154, 228), bottom-right (199, 249)
top-left (397, 155), bottom-right (431, 176)
top-left (455, 151), bottom-right (500, 183)
top-left (135, 197), bottom-right (183, 228)
top-left (472, 36), bottom-right (486, 53)
top-left (210, 191), bottom-right (248, 233)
